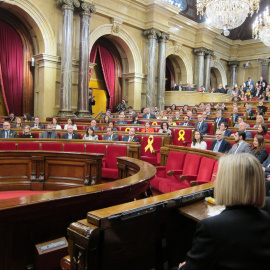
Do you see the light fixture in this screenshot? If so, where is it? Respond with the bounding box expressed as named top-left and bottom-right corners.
top-left (252, 6), bottom-right (270, 47)
top-left (196, 0), bottom-right (260, 36)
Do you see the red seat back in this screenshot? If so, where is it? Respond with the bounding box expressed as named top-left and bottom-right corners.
top-left (41, 142), bottom-right (62, 151)
top-left (85, 144), bottom-right (106, 154)
top-left (172, 128), bottom-right (193, 146)
top-left (17, 142), bottom-right (40, 151)
top-left (182, 154), bottom-right (202, 175)
top-left (0, 142), bottom-right (16, 150)
top-left (141, 136), bottom-right (162, 157)
top-left (63, 143), bottom-right (84, 152)
top-left (105, 145), bottom-right (127, 169)
top-left (166, 151), bottom-right (186, 171)
top-left (196, 158), bottom-right (216, 182)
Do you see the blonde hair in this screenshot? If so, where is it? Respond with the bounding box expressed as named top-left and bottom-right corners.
top-left (215, 154), bottom-right (265, 207)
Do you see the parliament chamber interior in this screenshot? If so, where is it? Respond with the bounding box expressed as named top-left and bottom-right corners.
top-left (1, 0), bottom-right (270, 269)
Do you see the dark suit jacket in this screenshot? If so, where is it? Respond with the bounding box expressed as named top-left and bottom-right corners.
top-left (231, 113), bottom-right (240, 123)
top-left (223, 130), bottom-right (232, 137)
top-left (213, 117), bottom-right (227, 127)
top-left (195, 121), bottom-right (208, 135)
top-left (181, 206), bottom-right (270, 270)
top-left (103, 134), bottom-right (119, 141)
top-left (40, 131), bottom-right (59, 139)
top-left (122, 136), bottom-right (140, 142)
top-left (179, 123), bottom-right (193, 126)
top-left (30, 123), bottom-right (44, 129)
top-left (0, 130), bottom-right (17, 138)
top-left (210, 139), bottom-right (231, 153)
top-left (62, 133), bottom-right (80, 139)
top-left (174, 85), bottom-right (182, 91)
top-left (142, 113), bottom-right (156, 119)
top-left (251, 148), bottom-right (268, 164)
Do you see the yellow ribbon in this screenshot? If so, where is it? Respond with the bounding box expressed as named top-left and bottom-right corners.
top-left (144, 135), bottom-right (154, 153)
top-left (177, 130), bottom-right (185, 141)
top-left (125, 127), bottom-right (130, 132)
top-left (152, 122), bottom-right (158, 125)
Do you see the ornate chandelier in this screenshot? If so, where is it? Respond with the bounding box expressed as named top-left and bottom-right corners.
top-left (196, 0), bottom-right (260, 36)
top-left (252, 6), bottom-right (270, 47)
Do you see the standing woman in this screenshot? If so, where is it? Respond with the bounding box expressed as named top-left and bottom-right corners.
top-left (190, 131), bottom-right (207, 150)
top-left (82, 127), bottom-right (98, 140)
top-left (158, 122), bottom-right (172, 135)
top-left (179, 154), bottom-right (270, 270)
top-left (251, 135), bottom-right (268, 163)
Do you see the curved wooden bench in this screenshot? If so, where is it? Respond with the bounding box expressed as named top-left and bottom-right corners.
top-left (0, 157), bottom-right (156, 270)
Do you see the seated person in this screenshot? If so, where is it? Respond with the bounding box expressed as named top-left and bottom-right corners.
top-left (40, 124), bottom-right (59, 139)
top-left (219, 122), bottom-right (232, 137)
top-left (158, 122), bottom-right (172, 135)
top-left (195, 114), bottom-right (208, 135)
top-left (103, 127), bottom-right (119, 141)
top-left (104, 121), bottom-right (118, 131)
top-left (180, 116), bottom-right (192, 126)
top-left (180, 153), bottom-right (270, 270)
top-left (62, 125), bottom-right (80, 139)
top-left (90, 119), bottom-right (100, 131)
top-left (117, 99), bottom-right (128, 111)
top-left (257, 123), bottom-right (270, 140)
top-left (142, 107), bottom-right (156, 119)
top-left (51, 117), bottom-right (62, 129)
top-left (21, 125), bottom-right (35, 138)
top-left (130, 115), bottom-right (142, 125)
top-left (0, 122), bottom-right (17, 138)
top-left (141, 121), bottom-right (155, 133)
top-left (251, 135), bottom-right (268, 164)
top-left (64, 118), bottom-right (77, 130)
top-left (122, 127), bottom-right (140, 142)
top-left (167, 116), bottom-right (176, 126)
top-left (12, 117), bottom-right (23, 129)
top-left (234, 116), bottom-right (250, 128)
top-left (116, 115), bottom-right (127, 124)
top-left (210, 129), bottom-right (231, 153)
top-left (82, 127), bottom-right (98, 140)
top-left (190, 131), bottom-right (207, 150)
top-left (31, 117), bottom-right (44, 129)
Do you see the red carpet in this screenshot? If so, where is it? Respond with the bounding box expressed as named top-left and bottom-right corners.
top-left (0, 190), bottom-right (51, 200)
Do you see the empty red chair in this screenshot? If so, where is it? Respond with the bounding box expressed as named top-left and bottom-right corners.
top-left (141, 136), bottom-right (162, 165)
top-left (0, 142), bottom-right (16, 150)
top-left (41, 142), bottom-right (62, 151)
top-left (158, 153), bottom-right (202, 193)
top-left (63, 143), bottom-right (84, 152)
top-left (172, 128), bottom-right (193, 146)
top-left (17, 142), bottom-right (40, 151)
top-left (102, 145), bottom-right (127, 179)
top-left (151, 151), bottom-right (186, 191)
top-left (85, 144), bottom-right (106, 154)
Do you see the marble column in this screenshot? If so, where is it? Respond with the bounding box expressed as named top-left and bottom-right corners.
top-left (194, 48), bottom-right (207, 90)
top-left (157, 32), bottom-right (169, 110)
top-left (204, 50), bottom-right (213, 91)
top-left (228, 61), bottom-right (239, 87)
top-left (57, 0), bottom-right (80, 117)
top-left (143, 29), bottom-right (160, 109)
top-left (76, 2), bottom-right (96, 118)
top-left (260, 59), bottom-right (270, 83)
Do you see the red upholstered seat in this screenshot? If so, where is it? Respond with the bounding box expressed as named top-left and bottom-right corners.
top-left (102, 145), bottom-right (127, 179)
top-left (141, 136), bottom-right (162, 165)
top-left (41, 142), bottom-right (62, 151)
top-left (204, 139), bottom-right (213, 150)
top-left (85, 144), bottom-right (106, 154)
top-left (172, 128), bottom-right (193, 146)
top-left (206, 122), bottom-right (214, 135)
top-left (159, 153), bottom-right (202, 193)
top-left (151, 151), bottom-right (186, 191)
top-left (17, 142), bottom-right (40, 151)
top-left (63, 143), bottom-right (84, 152)
top-left (265, 145), bottom-right (270, 155)
top-left (0, 142), bottom-right (16, 150)
top-left (77, 126), bottom-right (84, 130)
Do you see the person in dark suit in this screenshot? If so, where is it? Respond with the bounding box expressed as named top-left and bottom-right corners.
top-left (251, 135), bottom-right (268, 164)
top-left (228, 131), bottom-right (251, 154)
top-left (40, 124), bottom-right (59, 139)
top-left (231, 107), bottom-right (240, 125)
top-left (219, 122), bottom-right (232, 137)
top-left (103, 127), bottom-right (119, 141)
top-left (90, 119), bottom-right (100, 131)
top-left (258, 76), bottom-right (267, 86)
top-left (185, 83), bottom-right (194, 91)
top-left (180, 153), bottom-right (270, 270)
top-left (195, 114), bottom-right (208, 135)
top-left (122, 128), bottom-right (140, 142)
top-left (210, 129), bottom-right (231, 153)
top-left (116, 115), bottom-right (128, 124)
top-left (179, 116), bottom-right (193, 126)
top-left (62, 125), bottom-right (80, 139)
top-left (213, 110), bottom-right (227, 127)
top-left (142, 107), bottom-right (156, 119)
top-left (174, 81), bottom-right (182, 91)
top-left (0, 122), bottom-right (17, 138)
top-left (214, 84), bottom-right (226, 93)
top-left (30, 117), bottom-right (44, 129)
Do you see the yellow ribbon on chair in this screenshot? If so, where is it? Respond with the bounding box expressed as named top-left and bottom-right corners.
top-left (152, 122), bottom-right (158, 125)
top-left (177, 130), bottom-right (185, 141)
top-left (144, 135), bottom-right (154, 153)
top-left (125, 127), bottom-right (130, 132)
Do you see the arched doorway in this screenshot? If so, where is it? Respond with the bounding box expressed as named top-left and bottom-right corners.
top-left (210, 67), bottom-right (222, 90)
top-left (0, 8), bottom-right (34, 116)
top-left (89, 37), bottom-right (123, 113)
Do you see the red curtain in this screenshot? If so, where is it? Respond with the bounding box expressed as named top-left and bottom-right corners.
top-left (89, 44), bottom-right (115, 111)
top-left (0, 21), bottom-right (24, 116)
